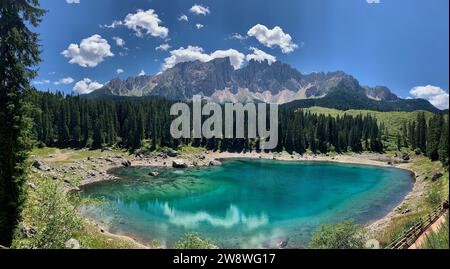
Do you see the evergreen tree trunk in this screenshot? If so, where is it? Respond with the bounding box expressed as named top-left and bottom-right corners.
top-left (438, 118), bottom-right (449, 166)
top-left (0, 0), bottom-right (45, 246)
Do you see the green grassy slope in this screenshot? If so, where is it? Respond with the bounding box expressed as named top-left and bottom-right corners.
top-left (303, 107), bottom-right (436, 136)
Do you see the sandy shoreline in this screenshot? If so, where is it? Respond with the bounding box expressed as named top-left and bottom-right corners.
top-left (40, 149), bottom-right (417, 248)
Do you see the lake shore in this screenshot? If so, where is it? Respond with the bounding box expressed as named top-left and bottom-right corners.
top-left (33, 148), bottom-right (421, 248)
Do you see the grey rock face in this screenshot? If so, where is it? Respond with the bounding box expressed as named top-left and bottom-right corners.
top-left (90, 57), bottom-right (400, 104)
top-left (365, 86), bottom-right (399, 101)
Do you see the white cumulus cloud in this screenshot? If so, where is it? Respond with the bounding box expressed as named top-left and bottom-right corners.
top-left (162, 46), bottom-right (245, 70)
top-left (62, 34), bottom-right (114, 68)
top-left (102, 20), bottom-right (122, 29)
top-left (66, 0), bottom-right (80, 4)
top-left (163, 46), bottom-right (210, 70)
top-left (138, 70), bottom-right (146, 76)
top-left (178, 14), bottom-right (189, 22)
top-left (410, 85), bottom-right (449, 110)
top-left (54, 77), bottom-right (74, 85)
top-left (74, 78), bottom-right (104, 94)
top-left (366, 0), bottom-right (381, 4)
top-left (112, 36), bottom-right (126, 47)
top-left (247, 24), bottom-right (298, 54)
top-left (116, 69), bottom-right (124, 75)
top-left (210, 49), bottom-right (246, 70)
top-left (156, 43), bottom-right (171, 51)
top-left (195, 24), bottom-right (204, 29)
top-left (229, 33), bottom-right (248, 41)
top-left (190, 4), bottom-right (210, 15)
top-left (123, 9), bottom-right (168, 38)
top-left (246, 47), bottom-right (277, 65)
top-left (33, 80), bottom-right (50, 85)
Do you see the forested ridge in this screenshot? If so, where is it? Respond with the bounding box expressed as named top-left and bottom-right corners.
top-left (28, 90), bottom-right (448, 164)
top-left (28, 90), bottom-right (385, 154)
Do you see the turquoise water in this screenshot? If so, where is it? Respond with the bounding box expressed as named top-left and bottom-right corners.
top-left (81, 159), bottom-right (413, 248)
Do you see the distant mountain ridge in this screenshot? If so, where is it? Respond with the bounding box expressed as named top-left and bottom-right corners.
top-left (88, 57), bottom-right (441, 113)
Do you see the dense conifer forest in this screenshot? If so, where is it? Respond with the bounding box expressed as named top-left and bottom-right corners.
top-left (27, 90), bottom-right (449, 166)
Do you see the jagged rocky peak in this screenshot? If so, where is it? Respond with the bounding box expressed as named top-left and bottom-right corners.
top-left (93, 56), bottom-right (401, 105)
top-left (365, 86), bottom-right (399, 101)
top-left (151, 57), bottom-right (235, 99)
top-left (105, 75), bottom-right (155, 96)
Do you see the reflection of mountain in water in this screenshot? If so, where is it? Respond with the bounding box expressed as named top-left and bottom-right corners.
top-left (162, 203), bottom-right (269, 230)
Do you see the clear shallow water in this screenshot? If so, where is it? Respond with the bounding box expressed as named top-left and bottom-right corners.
top-left (81, 159), bottom-right (413, 248)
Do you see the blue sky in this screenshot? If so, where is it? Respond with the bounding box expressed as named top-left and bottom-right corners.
top-left (32, 0), bottom-right (449, 109)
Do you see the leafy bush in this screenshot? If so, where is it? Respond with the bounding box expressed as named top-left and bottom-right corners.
top-left (426, 190), bottom-right (442, 208)
top-left (12, 179), bottom-right (83, 249)
top-left (309, 220), bottom-right (367, 249)
top-left (175, 233), bottom-right (216, 249)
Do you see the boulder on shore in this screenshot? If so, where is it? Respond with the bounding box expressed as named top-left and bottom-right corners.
top-left (121, 160), bottom-right (132, 167)
top-left (402, 153), bottom-right (411, 161)
top-left (32, 160), bottom-right (51, 171)
top-left (167, 150), bottom-right (179, 157)
top-left (20, 226), bottom-right (37, 238)
top-left (173, 160), bottom-right (188, 169)
top-left (432, 172), bottom-right (443, 181)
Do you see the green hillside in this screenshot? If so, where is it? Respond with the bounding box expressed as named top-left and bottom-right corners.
top-left (303, 107), bottom-right (436, 136)
top-left (282, 82), bottom-right (441, 114)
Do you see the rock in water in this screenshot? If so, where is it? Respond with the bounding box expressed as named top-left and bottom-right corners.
top-left (149, 171), bottom-right (159, 177)
top-left (173, 160), bottom-right (188, 169)
top-left (209, 159), bottom-right (222, 166)
top-left (32, 160), bottom-right (51, 171)
top-left (278, 240), bottom-right (288, 249)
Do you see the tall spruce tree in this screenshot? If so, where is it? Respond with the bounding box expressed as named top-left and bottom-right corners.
top-left (438, 118), bottom-right (449, 166)
top-left (0, 0), bottom-right (45, 246)
top-left (427, 114), bottom-right (443, 161)
top-left (416, 113), bottom-right (427, 153)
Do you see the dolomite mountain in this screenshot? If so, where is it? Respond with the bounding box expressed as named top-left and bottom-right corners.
top-left (88, 57), bottom-right (440, 112)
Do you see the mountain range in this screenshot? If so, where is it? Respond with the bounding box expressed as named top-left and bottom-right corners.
top-left (88, 57), bottom-right (441, 113)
